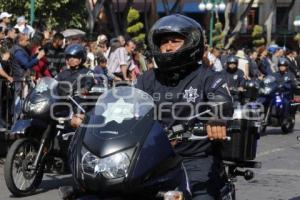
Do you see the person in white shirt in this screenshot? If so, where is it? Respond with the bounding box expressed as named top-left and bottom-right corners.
top-left (207, 47), bottom-right (223, 72)
top-left (0, 12), bottom-right (12, 30)
top-left (97, 34), bottom-right (110, 59)
top-left (236, 50), bottom-right (250, 79)
top-left (14, 16), bottom-right (34, 37)
top-left (107, 39), bottom-right (136, 80)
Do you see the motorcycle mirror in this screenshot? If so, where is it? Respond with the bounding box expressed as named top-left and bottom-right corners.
top-left (57, 82), bottom-right (73, 97)
top-left (186, 102), bottom-right (226, 122)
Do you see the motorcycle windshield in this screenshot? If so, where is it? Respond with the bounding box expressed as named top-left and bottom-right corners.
top-left (263, 75), bottom-right (276, 85)
top-left (85, 86), bottom-right (154, 138)
top-left (34, 77), bottom-right (59, 95)
top-left (261, 75), bottom-right (277, 95)
top-left (23, 77), bottom-right (59, 118)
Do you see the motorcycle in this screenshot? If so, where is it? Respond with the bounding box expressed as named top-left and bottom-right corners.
top-left (224, 80), bottom-right (262, 184)
top-left (4, 77), bottom-right (104, 197)
top-left (229, 79), bottom-right (260, 104)
top-left (258, 75), bottom-right (297, 134)
top-left (62, 86), bottom-right (262, 200)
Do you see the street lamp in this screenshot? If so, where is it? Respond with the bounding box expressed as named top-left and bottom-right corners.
top-left (294, 16), bottom-right (300, 27)
top-left (294, 16), bottom-right (300, 49)
top-left (198, 0), bottom-right (226, 47)
top-left (30, 0), bottom-right (35, 25)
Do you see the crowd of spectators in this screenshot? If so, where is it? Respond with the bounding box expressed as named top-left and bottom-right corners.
top-left (204, 45), bottom-right (300, 81)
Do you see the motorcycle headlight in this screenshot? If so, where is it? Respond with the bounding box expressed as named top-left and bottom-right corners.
top-left (264, 87), bottom-right (272, 95)
top-left (81, 146), bottom-right (134, 179)
top-left (29, 101), bottom-right (48, 113)
top-left (233, 109), bottom-right (243, 119)
top-left (275, 96), bottom-right (282, 103)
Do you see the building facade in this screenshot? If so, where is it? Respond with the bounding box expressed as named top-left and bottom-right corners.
top-left (238, 0), bottom-right (300, 33)
top-left (111, 0), bottom-right (300, 48)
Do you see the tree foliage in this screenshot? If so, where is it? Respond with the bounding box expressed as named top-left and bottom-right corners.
top-left (251, 25), bottom-right (265, 47)
top-left (224, 0), bottom-right (255, 49)
top-left (126, 7), bottom-right (145, 43)
top-left (294, 33), bottom-right (300, 46)
top-left (212, 22), bottom-right (225, 49)
top-left (0, 0), bottom-right (87, 30)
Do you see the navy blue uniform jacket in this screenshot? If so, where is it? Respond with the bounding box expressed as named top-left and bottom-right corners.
top-left (136, 65), bottom-right (233, 157)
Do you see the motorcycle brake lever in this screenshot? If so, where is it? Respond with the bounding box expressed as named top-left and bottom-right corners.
top-left (188, 134), bottom-right (231, 141)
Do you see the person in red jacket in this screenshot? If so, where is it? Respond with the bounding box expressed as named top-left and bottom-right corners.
top-left (30, 31), bottom-right (51, 80)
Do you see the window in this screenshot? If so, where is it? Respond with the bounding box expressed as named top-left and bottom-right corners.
top-left (247, 7), bottom-right (259, 31)
top-left (276, 7), bottom-right (289, 31)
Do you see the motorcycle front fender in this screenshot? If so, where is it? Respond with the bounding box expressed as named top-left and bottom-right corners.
top-left (10, 119), bottom-right (33, 135)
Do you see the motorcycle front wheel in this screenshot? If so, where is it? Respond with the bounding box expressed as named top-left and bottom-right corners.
top-left (4, 138), bottom-right (44, 197)
top-left (281, 116), bottom-right (295, 134)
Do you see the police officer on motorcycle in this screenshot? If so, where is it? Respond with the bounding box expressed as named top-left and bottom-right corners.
top-left (55, 44), bottom-right (94, 127)
top-left (135, 14), bottom-right (233, 200)
top-left (274, 57), bottom-right (297, 98)
top-left (274, 57), bottom-right (297, 119)
top-left (222, 55), bottom-right (246, 101)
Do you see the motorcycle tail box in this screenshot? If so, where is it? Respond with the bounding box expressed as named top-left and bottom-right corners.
top-left (221, 104), bottom-right (262, 162)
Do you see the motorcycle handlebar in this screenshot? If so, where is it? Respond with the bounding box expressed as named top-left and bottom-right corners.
top-left (168, 123), bottom-right (233, 142)
top-left (188, 124), bottom-right (232, 141)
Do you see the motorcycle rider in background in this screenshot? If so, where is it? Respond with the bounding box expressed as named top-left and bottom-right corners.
top-left (135, 14), bottom-right (233, 200)
top-left (257, 57), bottom-right (297, 125)
top-left (221, 55), bottom-right (246, 102)
top-left (55, 44), bottom-right (94, 128)
top-left (273, 57), bottom-right (297, 120)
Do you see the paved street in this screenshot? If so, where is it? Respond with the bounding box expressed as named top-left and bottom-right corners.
top-left (236, 116), bottom-right (300, 200)
top-left (0, 116), bottom-right (300, 200)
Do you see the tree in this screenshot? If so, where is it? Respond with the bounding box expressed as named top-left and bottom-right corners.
top-left (122, 0), bottom-right (134, 34)
top-left (105, 0), bottom-right (120, 36)
top-left (251, 25), bottom-right (265, 47)
top-left (279, 0), bottom-right (296, 29)
top-left (126, 7), bottom-right (145, 43)
top-left (212, 22), bottom-right (225, 48)
top-left (221, 0), bottom-right (235, 45)
top-left (294, 33), bottom-right (300, 49)
top-left (161, 0), bottom-right (182, 15)
top-left (264, 0), bottom-right (277, 45)
top-left (0, 0), bottom-right (87, 30)
top-left (149, 0), bottom-right (159, 29)
top-left (224, 0), bottom-right (255, 49)
top-left (85, 0), bottom-right (105, 33)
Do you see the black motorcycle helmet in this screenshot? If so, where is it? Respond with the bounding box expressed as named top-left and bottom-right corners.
top-left (65, 44), bottom-right (87, 65)
top-left (148, 14), bottom-right (205, 72)
top-left (278, 57), bottom-right (289, 74)
top-left (226, 55), bottom-right (238, 73)
top-left (278, 57), bottom-right (289, 67)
